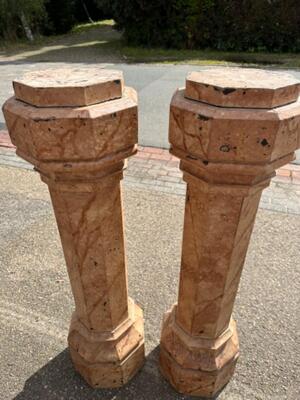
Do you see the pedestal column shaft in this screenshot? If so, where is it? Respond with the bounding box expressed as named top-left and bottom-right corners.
top-left (176, 173), bottom-right (265, 338)
top-left (48, 172), bottom-right (128, 332)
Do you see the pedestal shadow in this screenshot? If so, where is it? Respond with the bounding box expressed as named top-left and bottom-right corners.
top-left (14, 346), bottom-right (217, 400)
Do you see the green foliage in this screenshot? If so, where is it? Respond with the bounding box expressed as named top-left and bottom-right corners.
top-left (44, 0), bottom-right (77, 35)
top-left (192, 0), bottom-right (300, 52)
top-left (74, 0), bottom-right (108, 23)
top-left (0, 0), bottom-right (46, 40)
top-left (44, 0), bottom-right (108, 35)
top-left (0, 0), bottom-right (103, 40)
top-left (98, 0), bottom-right (300, 52)
top-left (95, 1), bottom-right (197, 48)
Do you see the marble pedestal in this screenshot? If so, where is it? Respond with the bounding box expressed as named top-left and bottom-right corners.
top-left (160, 68), bottom-right (300, 397)
top-left (3, 68), bottom-right (145, 388)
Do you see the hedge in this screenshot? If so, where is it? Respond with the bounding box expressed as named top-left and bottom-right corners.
top-left (100, 0), bottom-right (300, 52)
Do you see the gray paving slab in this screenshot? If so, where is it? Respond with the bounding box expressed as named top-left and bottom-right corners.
top-left (0, 165), bottom-right (299, 400)
top-left (1, 62), bottom-right (300, 162)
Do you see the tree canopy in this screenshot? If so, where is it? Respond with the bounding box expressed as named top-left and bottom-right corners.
top-left (0, 0), bottom-right (106, 40)
top-left (96, 0), bottom-right (300, 52)
top-left (0, 0), bottom-right (46, 40)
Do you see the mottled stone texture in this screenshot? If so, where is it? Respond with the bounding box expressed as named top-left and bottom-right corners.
top-left (13, 68), bottom-right (124, 107)
top-left (160, 68), bottom-right (300, 398)
top-left (186, 68), bottom-right (300, 109)
top-left (2, 68), bottom-right (145, 388)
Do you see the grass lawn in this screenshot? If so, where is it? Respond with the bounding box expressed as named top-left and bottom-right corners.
top-left (0, 20), bottom-right (299, 68)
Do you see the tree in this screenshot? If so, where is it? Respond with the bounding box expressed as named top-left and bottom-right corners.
top-left (43, 0), bottom-right (77, 35)
top-left (96, 0), bottom-right (300, 52)
top-left (0, 0), bottom-right (46, 40)
top-left (75, 0), bottom-right (108, 23)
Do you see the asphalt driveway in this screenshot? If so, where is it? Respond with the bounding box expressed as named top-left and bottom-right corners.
top-left (0, 165), bottom-right (299, 400)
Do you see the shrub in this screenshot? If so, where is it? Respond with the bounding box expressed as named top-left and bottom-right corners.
top-left (95, 0), bottom-right (197, 48)
top-left (43, 0), bottom-right (77, 35)
top-left (96, 0), bottom-right (300, 52)
top-left (44, 0), bottom-right (108, 36)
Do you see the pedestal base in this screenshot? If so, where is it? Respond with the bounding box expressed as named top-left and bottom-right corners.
top-left (159, 306), bottom-right (239, 398)
top-left (68, 299), bottom-right (145, 388)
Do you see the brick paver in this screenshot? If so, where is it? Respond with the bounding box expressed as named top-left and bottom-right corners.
top-left (0, 131), bottom-right (299, 214)
top-left (0, 131), bottom-right (15, 149)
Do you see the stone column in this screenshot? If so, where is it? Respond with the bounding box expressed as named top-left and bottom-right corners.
top-left (159, 68), bottom-right (300, 398)
top-left (3, 68), bottom-right (145, 388)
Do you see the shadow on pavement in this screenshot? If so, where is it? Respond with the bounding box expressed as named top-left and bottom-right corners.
top-left (0, 41), bottom-right (121, 65)
top-left (13, 346), bottom-right (203, 400)
top-left (0, 23), bottom-right (291, 67)
top-left (0, 24), bottom-right (122, 65)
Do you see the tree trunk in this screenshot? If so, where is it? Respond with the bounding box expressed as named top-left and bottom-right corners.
top-left (19, 12), bottom-right (34, 41)
top-left (81, 1), bottom-right (94, 23)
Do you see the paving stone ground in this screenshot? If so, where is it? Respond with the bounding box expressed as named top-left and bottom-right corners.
top-left (0, 142), bottom-right (300, 216)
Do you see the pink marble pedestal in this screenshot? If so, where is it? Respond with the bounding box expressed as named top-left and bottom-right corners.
top-left (3, 68), bottom-right (145, 388)
top-left (159, 68), bottom-right (300, 398)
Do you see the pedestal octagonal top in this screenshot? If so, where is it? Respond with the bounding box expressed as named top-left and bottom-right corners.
top-left (13, 68), bottom-right (124, 107)
top-left (185, 68), bottom-right (300, 109)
